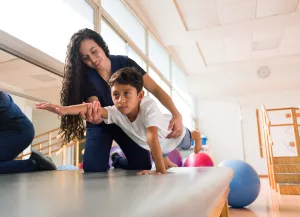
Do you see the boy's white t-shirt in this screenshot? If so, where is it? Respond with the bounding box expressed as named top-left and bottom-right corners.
top-left (103, 96), bottom-right (186, 154)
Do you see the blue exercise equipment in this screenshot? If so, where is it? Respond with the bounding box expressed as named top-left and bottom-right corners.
top-left (219, 160), bottom-right (261, 208)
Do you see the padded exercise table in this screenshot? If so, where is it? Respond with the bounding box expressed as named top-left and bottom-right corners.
top-left (0, 167), bottom-right (233, 217)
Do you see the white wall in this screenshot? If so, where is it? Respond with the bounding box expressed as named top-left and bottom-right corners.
top-left (32, 109), bottom-right (63, 165)
top-left (197, 99), bottom-right (245, 164)
top-left (32, 109), bottom-right (60, 135)
top-left (197, 90), bottom-right (300, 175)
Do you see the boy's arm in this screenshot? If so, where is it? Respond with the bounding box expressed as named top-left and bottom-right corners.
top-left (36, 102), bottom-right (108, 119)
top-left (143, 126), bottom-right (166, 174)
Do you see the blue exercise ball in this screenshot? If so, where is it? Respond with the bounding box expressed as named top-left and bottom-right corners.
top-left (219, 160), bottom-right (260, 208)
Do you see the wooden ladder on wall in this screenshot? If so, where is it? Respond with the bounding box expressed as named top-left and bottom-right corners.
top-left (16, 128), bottom-right (86, 166)
top-left (261, 106), bottom-right (300, 195)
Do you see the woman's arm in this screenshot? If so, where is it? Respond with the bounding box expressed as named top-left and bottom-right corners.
top-left (0, 91), bottom-right (11, 110)
top-left (143, 74), bottom-right (182, 138)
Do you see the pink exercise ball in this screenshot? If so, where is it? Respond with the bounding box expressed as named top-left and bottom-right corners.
top-left (184, 152), bottom-right (214, 167)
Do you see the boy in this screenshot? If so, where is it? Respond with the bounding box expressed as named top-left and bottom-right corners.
top-left (36, 68), bottom-right (201, 175)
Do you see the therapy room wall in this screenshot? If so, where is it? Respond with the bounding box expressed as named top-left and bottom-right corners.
top-left (197, 90), bottom-right (300, 175)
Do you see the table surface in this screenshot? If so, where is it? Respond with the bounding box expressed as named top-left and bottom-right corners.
top-left (0, 167), bottom-right (233, 217)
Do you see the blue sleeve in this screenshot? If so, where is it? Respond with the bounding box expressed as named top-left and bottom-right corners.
top-left (82, 80), bottom-right (98, 102)
top-left (127, 57), bottom-right (146, 76)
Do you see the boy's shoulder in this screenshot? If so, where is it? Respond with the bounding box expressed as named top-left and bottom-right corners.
top-left (139, 96), bottom-right (164, 119)
top-left (140, 96), bottom-right (157, 110)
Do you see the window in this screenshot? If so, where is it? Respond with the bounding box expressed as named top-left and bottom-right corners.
top-left (172, 60), bottom-right (190, 100)
top-left (148, 67), bottom-right (161, 85)
top-left (192, 119), bottom-right (197, 130)
top-left (148, 34), bottom-right (170, 80)
top-left (0, 0), bottom-right (94, 62)
top-left (101, 20), bottom-right (127, 56)
top-left (128, 47), bottom-right (146, 71)
top-left (148, 68), bottom-right (169, 114)
top-left (102, 0), bottom-right (146, 54)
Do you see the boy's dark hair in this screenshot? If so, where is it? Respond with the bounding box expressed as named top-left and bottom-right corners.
top-left (109, 67), bottom-right (144, 93)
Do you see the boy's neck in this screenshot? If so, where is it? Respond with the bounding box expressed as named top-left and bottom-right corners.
top-left (126, 104), bottom-right (140, 122)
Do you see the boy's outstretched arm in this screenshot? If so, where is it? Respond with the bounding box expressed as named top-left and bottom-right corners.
top-left (137, 126), bottom-right (166, 175)
top-left (36, 102), bottom-right (108, 119)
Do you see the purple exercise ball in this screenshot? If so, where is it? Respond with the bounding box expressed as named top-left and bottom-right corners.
top-left (167, 149), bottom-right (182, 167)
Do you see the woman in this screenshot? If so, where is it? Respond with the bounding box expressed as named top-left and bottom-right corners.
top-left (0, 91), bottom-right (56, 173)
top-left (60, 28), bottom-right (182, 172)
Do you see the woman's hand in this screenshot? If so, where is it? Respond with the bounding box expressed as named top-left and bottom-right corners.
top-left (143, 74), bottom-right (183, 139)
top-left (167, 113), bottom-right (183, 139)
top-left (36, 102), bottom-right (66, 116)
top-left (79, 101), bottom-right (103, 124)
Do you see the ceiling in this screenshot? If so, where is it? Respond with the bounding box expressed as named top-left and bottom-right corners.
top-left (0, 49), bottom-right (62, 104)
top-left (124, 0), bottom-right (300, 99)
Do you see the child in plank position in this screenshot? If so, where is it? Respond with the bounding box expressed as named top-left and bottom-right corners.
top-left (36, 67), bottom-right (202, 175)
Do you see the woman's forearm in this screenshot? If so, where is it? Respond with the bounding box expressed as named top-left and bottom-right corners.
top-left (143, 74), bottom-right (181, 118)
top-left (62, 103), bottom-right (108, 119)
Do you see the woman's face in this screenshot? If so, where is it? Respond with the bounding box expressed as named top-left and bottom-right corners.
top-left (79, 39), bottom-right (108, 71)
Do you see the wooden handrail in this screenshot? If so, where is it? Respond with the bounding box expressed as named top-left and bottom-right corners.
top-left (31, 136), bottom-right (60, 147)
top-left (270, 123), bottom-right (294, 127)
top-left (38, 141), bottom-right (63, 152)
top-left (266, 107), bottom-right (298, 112)
top-left (16, 138), bottom-right (86, 160)
top-left (34, 127), bottom-right (60, 139)
top-left (16, 125), bottom-right (87, 166)
top-left (260, 105), bottom-right (300, 194)
top-left (256, 109), bottom-right (263, 158)
top-left (286, 113), bottom-right (300, 118)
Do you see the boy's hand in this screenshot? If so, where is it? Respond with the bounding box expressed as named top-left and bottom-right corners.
top-left (36, 102), bottom-right (66, 116)
top-left (137, 170), bottom-right (162, 175)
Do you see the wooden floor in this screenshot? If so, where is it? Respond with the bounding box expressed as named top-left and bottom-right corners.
top-left (229, 178), bottom-right (300, 217)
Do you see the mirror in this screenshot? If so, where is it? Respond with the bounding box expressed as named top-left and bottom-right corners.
top-left (0, 49), bottom-right (69, 165)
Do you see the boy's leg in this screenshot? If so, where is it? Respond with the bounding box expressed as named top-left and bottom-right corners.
top-left (163, 156), bottom-right (178, 169)
top-left (178, 128), bottom-right (202, 154)
top-left (192, 130), bottom-right (202, 154)
top-left (83, 124), bottom-right (113, 172)
top-left (178, 127), bottom-right (192, 150)
top-left (111, 125), bottom-right (152, 170)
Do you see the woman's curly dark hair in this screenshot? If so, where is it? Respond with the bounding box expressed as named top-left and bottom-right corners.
top-left (60, 28), bottom-right (110, 144)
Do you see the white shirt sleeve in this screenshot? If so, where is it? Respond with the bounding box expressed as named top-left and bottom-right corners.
top-left (143, 101), bottom-right (166, 128)
top-left (103, 106), bottom-right (121, 125)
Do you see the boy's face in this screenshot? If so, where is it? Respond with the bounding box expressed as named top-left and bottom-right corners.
top-left (111, 83), bottom-right (144, 115)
